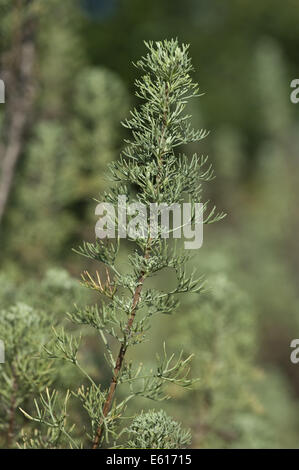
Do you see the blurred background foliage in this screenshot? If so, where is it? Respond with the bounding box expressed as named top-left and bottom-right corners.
top-left (1, 0), bottom-right (299, 448)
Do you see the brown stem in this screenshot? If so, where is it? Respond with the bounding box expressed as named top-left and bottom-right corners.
top-left (92, 246), bottom-right (150, 449)
top-left (92, 79), bottom-right (170, 449)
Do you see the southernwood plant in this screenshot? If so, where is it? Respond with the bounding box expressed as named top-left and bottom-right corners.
top-left (21, 39), bottom-right (225, 449)
top-left (0, 269), bottom-right (88, 448)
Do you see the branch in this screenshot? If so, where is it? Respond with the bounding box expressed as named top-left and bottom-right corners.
top-left (92, 241), bottom-right (151, 449)
top-left (0, 2), bottom-right (37, 226)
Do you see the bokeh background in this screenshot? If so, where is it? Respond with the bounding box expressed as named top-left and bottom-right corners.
top-left (1, 0), bottom-right (299, 448)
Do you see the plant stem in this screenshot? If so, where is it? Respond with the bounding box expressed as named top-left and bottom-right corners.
top-left (92, 244), bottom-right (151, 449)
top-left (92, 79), bottom-right (170, 449)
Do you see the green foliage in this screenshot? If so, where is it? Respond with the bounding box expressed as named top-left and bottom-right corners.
top-left (0, 303), bottom-right (54, 446)
top-left (2, 0), bottom-right (129, 271)
top-left (125, 410), bottom-right (191, 449)
top-left (170, 272), bottom-right (258, 447)
top-left (20, 389), bottom-right (77, 449)
top-left (21, 39), bottom-right (222, 448)
top-left (2, 1), bottom-right (299, 449)
top-left (0, 268), bottom-right (91, 448)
